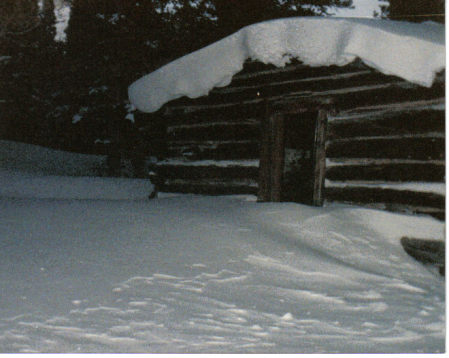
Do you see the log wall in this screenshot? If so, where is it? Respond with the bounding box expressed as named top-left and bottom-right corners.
top-left (142, 59), bottom-right (445, 220)
top-left (325, 97), bottom-right (445, 220)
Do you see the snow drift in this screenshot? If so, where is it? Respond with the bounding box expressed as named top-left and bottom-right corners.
top-left (0, 140), bottom-right (107, 177)
top-left (0, 169), bottom-right (152, 201)
top-left (0, 141), bottom-right (445, 353)
top-left (129, 17), bottom-right (445, 113)
top-left (0, 140), bottom-right (152, 200)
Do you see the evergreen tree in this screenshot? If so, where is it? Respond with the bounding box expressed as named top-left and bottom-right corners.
top-left (380, 0), bottom-right (444, 23)
top-left (1, 0), bottom-right (354, 154)
top-left (1, 0), bottom-right (64, 147)
top-left (1, 0), bottom-right (39, 141)
top-left (213, 0), bottom-right (353, 37)
top-left (0, 0), bottom-right (40, 38)
top-left (63, 0), bottom-right (168, 154)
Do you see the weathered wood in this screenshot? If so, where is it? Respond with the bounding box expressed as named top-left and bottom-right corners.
top-left (166, 71), bottom-right (396, 109)
top-left (167, 140), bottom-right (260, 160)
top-left (326, 136), bottom-right (444, 160)
top-left (145, 59), bottom-right (445, 217)
top-left (206, 71), bottom-right (389, 106)
top-left (326, 180), bottom-right (445, 196)
top-left (312, 110), bottom-right (328, 206)
top-left (167, 121), bottom-right (260, 141)
top-left (327, 81), bottom-right (445, 111)
top-left (325, 186), bottom-right (445, 209)
top-left (166, 60), bottom-right (369, 107)
top-left (165, 98), bottom-right (266, 126)
top-left (329, 98), bottom-right (444, 119)
top-left (327, 108), bottom-right (445, 139)
top-left (270, 113), bottom-right (285, 202)
top-left (273, 80), bottom-right (445, 112)
top-left (156, 163), bottom-right (259, 180)
top-left (161, 178), bottom-right (258, 195)
top-left (164, 79), bottom-right (444, 126)
top-left (326, 160), bottom-right (445, 182)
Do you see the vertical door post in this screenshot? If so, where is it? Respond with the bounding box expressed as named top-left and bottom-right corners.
top-left (311, 109), bottom-right (328, 206)
top-left (269, 113), bottom-right (285, 202)
top-left (258, 101), bottom-right (328, 206)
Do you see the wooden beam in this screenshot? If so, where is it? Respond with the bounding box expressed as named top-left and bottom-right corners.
top-left (312, 109), bottom-right (328, 206)
top-left (326, 161), bottom-right (445, 182)
top-left (326, 136), bottom-right (444, 160)
top-left (270, 113), bottom-right (285, 202)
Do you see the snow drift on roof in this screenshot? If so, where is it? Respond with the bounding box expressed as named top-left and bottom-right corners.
top-left (129, 17), bottom-right (445, 113)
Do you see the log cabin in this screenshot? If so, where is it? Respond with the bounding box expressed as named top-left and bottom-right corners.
top-left (129, 17), bottom-right (445, 220)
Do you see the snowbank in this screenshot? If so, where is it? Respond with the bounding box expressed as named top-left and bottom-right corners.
top-left (0, 140), bottom-right (107, 177)
top-left (129, 17), bottom-right (445, 113)
top-left (0, 141), bottom-right (152, 200)
top-left (0, 169), bottom-right (152, 200)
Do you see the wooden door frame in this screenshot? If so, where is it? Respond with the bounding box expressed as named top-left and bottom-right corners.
top-left (258, 99), bottom-right (333, 206)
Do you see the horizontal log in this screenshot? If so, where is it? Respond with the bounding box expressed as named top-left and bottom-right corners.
top-left (326, 158), bottom-right (445, 166)
top-left (325, 180), bottom-right (445, 196)
top-left (156, 163), bottom-right (259, 180)
top-left (160, 178), bottom-right (258, 195)
top-left (165, 98), bottom-right (266, 126)
top-left (168, 70), bottom-right (397, 108)
top-left (167, 140), bottom-right (260, 160)
top-left (213, 71), bottom-right (388, 106)
top-left (167, 121), bottom-right (260, 141)
top-left (328, 108), bottom-right (445, 139)
top-left (330, 98), bottom-right (444, 120)
top-left (166, 60), bottom-right (369, 107)
top-left (328, 81), bottom-right (445, 112)
top-left (273, 80), bottom-right (444, 112)
top-left (233, 63), bottom-right (444, 94)
top-left (165, 82), bottom-right (395, 118)
top-left (325, 161), bottom-right (445, 182)
top-left (325, 186), bottom-right (445, 209)
top-left (326, 136), bottom-right (444, 160)
top-left (165, 80), bottom-right (444, 126)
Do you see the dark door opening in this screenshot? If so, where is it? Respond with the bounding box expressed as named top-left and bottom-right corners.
top-left (258, 106), bottom-right (328, 206)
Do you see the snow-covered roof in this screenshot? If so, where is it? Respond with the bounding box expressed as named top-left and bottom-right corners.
top-left (129, 17), bottom-right (445, 113)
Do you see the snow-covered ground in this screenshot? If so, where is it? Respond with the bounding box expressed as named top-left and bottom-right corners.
top-left (0, 141), bottom-right (445, 353)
